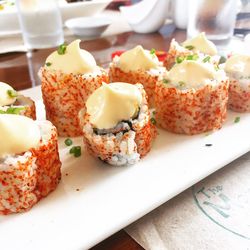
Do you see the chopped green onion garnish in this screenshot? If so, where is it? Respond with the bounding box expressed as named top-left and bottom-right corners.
top-left (7, 89), bottom-right (18, 98)
top-left (219, 56), bottom-right (226, 64)
top-left (6, 107), bottom-right (24, 114)
top-left (214, 65), bottom-right (219, 71)
top-left (150, 48), bottom-right (156, 54)
top-left (57, 43), bottom-right (67, 55)
top-left (186, 54), bottom-right (199, 61)
top-left (152, 111), bottom-right (156, 115)
top-left (150, 117), bottom-right (156, 125)
top-left (202, 56), bottom-right (211, 63)
top-left (45, 62), bottom-right (52, 67)
top-left (69, 146), bottom-right (81, 157)
top-left (64, 138), bottom-right (73, 146)
top-left (0, 107), bottom-right (25, 115)
top-left (234, 116), bottom-right (240, 123)
top-left (179, 81), bottom-right (186, 87)
top-left (185, 45), bottom-right (195, 50)
top-left (176, 56), bottom-right (184, 64)
top-left (163, 79), bottom-right (170, 84)
top-left (193, 54), bottom-right (199, 60)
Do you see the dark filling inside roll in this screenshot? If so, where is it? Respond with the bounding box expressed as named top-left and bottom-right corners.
top-left (93, 108), bottom-right (140, 136)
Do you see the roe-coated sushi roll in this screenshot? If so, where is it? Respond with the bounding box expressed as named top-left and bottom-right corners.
top-left (78, 82), bottom-right (156, 166)
top-left (40, 39), bottom-right (109, 137)
top-left (164, 33), bottom-right (220, 70)
top-left (0, 115), bottom-right (61, 215)
top-left (225, 54), bottom-right (250, 112)
top-left (155, 60), bottom-right (229, 135)
top-left (109, 45), bottom-right (166, 107)
top-left (0, 81), bottom-right (36, 119)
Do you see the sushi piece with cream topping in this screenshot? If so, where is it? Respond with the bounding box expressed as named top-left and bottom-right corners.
top-left (0, 115), bottom-right (61, 215)
top-left (40, 39), bottom-right (109, 137)
top-left (79, 82), bottom-right (156, 166)
top-left (155, 60), bottom-right (229, 135)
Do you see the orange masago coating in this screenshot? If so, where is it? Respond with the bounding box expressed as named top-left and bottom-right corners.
top-left (109, 65), bottom-right (159, 107)
top-left (16, 95), bottom-right (36, 120)
top-left (40, 67), bottom-right (108, 137)
top-left (228, 79), bottom-right (250, 112)
top-left (155, 79), bottom-right (229, 135)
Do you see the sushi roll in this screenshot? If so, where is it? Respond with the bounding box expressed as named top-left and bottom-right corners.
top-left (225, 54), bottom-right (250, 112)
top-left (0, 115), bottom-right (61, 215)
top-left (0, 81), bottom-right (36, 119)
top-left (109, 45), bottom-right (166, 107)
top-left (40, 39), bottom-right (109, 137)
top-left (164, 32), bottom-right (220, 70)
top-left (155, 60), bottom-right (229, 135)
top-left (78, 82), bottom-right (156, 166)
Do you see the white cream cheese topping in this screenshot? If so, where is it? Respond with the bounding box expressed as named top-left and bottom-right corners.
top-left (45, 39), bottom-right (97, 74)
top-left (118, 45), bottom-right (160, 72)
top-left (0, 114), bottom-right (41, 157)
top-left (86, 82), bottom-right (142, 129)
top-left (0, 82), bottom-right (17, 106)
top-left (182, 32), bottom-right (217, 56)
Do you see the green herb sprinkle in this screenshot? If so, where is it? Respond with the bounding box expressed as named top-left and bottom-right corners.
top-left (176, 56), bottom-right (184, 64)
top-left (69, 146), bottom-right (81, 157)
top-left (185, 45), bottom-right (195, 50)
top-left (163, 79), bottom-right (170, 84)
top-left (234, 116), bottom-right (240, 123)
top-left (57, 43), bottom-right (67, 55)
top-left (186, 54), bottom-right (199, 61)
top-left (64, 138), bottom-right (73, 146)
top-left (179, 81), bottom-right (186, 87)
top-left (0, 107), bottom-right (24, 115)
top-left (150, 117), bottom-right (156, 125)
top-left (202, 56), bottom-right (211, 63)
top-left (7, 89), bottom-right (18, 98)
top-left (150, 48), bottom-right (156, 54)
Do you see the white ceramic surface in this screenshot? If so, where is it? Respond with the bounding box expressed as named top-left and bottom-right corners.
top-left (65, 17), bottom-right (111, 37)
top-left (0, 0), bottom-right (112, 35)
top-left (173, 0), bottom-right (189, 29)
top-left (60, 0), bottom-right (112, 21)
top-left (120, 0), bottom-right (170, 33)
top-left (0, 86), bottom-right (250, 249)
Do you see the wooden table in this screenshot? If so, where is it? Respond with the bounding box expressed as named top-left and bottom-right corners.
top-left (0, 28), bottom-right (185, 90)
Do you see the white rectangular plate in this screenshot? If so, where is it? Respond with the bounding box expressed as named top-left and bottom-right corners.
top-left (0, 86), bottom-right (250, 250)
